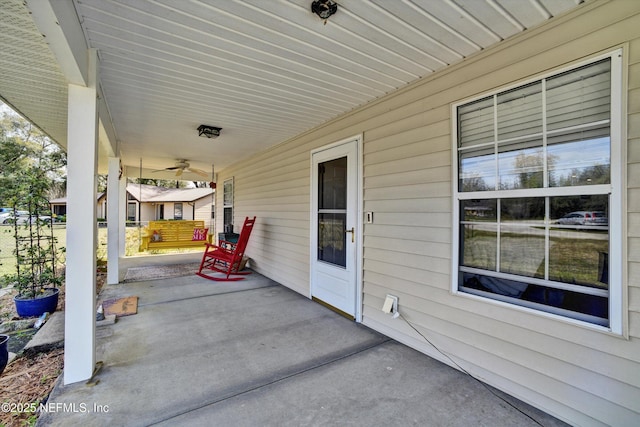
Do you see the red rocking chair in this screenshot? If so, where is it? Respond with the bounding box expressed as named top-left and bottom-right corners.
top-left (196, 216), bottom-right (256, 281)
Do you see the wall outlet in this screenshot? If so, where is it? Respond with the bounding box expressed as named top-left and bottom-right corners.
top-left (382, 294), bottom-right (398, 317)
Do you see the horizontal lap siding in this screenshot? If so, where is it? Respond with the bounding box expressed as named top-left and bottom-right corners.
top-left (361, 3), bottom-right (640, 425)
top-left (220, 1), bottom-right (640, 425)
top-left (228, 149), bottom-right (312, 295)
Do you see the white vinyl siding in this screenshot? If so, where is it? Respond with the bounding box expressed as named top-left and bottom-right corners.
top-left (217, 2), bottom-right (640, 425)
top-left (193, 196), bottom-right (214, 229)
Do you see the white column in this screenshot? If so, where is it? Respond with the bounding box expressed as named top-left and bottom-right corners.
top-left (107, 157), bottom-right (120, 285)
top-left (119, 173), bottom-right (126, 257)
top-left (64, 65), bottom-right (98, 384)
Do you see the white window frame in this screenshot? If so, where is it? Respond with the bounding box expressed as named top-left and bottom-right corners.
top-left (223, 177), bottom-right (234, 229)
top-left (451, 49), bottom-right (624, 334)
top-left (174, 202), bottom-right (183, 220)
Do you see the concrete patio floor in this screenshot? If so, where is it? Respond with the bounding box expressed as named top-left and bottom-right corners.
top-left (39, 270), bottom-right (569, 426)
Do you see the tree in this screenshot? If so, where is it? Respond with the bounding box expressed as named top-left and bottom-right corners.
top-left (131, 178), bottom-right (189, 188)
top-left (0, 106), bottom-right (64, 300)
top-left (0, 107), bottom-right (67, 207)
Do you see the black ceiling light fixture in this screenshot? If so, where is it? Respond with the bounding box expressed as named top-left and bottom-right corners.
top-left (311, 0), bottom-right (337, 22)
top-left (197, 124), bottom-right (222, 138)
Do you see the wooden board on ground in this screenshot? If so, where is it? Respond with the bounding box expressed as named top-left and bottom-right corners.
top-left (102, 296), bottom-right (138, 317)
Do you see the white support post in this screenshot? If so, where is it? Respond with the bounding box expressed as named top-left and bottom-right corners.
top-left (64, 54), bottom-right (98, 384)
top-left (107, 157), bottom-right (121, 285)
top-left (119, 172), bottom-right (126, 256)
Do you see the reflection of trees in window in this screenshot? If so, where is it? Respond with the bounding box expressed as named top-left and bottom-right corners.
top-left (461, 175), bottom-right (491, 192)
top-left (553, 164), bottom-right (610, 187)
top-left (501, 198), bottom-right (544, 221)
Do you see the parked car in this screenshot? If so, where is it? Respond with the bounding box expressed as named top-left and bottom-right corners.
top-left (15, 214), bottom-right (52, 225)
top-left (557, 211), bottom-right (608, 226)
top-left (0, 210), bottom-right (29, 224)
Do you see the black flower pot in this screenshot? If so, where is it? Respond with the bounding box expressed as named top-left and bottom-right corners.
top-left (14, 288), bottom-right (59, 318)
top-left (0, 334), bottom-right (8, 376)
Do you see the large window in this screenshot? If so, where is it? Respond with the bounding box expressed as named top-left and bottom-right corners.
top-left (453, 51), bottom-right (622, 331)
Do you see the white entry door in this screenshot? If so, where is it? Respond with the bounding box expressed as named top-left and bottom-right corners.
top-left (311, 138), bottom-right (359, 318)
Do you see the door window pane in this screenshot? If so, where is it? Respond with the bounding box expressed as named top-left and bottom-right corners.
top-left (318, 213), bottom-right (346, 267)
top-left (317, 157), bottom-right (348, 267)
top-left (318, 157), bottom-right (347, 210)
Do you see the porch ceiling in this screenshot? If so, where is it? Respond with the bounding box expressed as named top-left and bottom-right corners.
top-left (0, 0), bottom-right (584, 179)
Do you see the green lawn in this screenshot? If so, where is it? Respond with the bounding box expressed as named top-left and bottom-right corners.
top-left (1, 224), bottom-right (205, 278)
top-left (0, 224), bottom-right (66, 278)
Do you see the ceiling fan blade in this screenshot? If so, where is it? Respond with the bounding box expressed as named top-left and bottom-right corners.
top-left (188, 168), bottom-right (211, 178)
top-left (175, 168), bottom-right (183, 177)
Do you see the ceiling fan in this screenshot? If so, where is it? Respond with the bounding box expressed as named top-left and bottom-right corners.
top-left (153, 159), bottom-right (210, 178)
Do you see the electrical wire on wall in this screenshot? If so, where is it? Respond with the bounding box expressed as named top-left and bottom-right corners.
top-left (395, 310), bottom-right (545, 427)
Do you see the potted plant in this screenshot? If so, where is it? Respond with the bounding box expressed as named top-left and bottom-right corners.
top-left (10, 267), bottom-right (62, 319)
top-left (4, 201), bottom-right (63, 318)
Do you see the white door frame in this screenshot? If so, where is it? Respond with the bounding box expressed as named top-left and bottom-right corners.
top-left (310, 135), bottom-right (363, 322)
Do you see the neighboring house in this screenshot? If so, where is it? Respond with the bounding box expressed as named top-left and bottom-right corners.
top-left (50, 184), bottom-right (214, 224)
top-left (125, 184), bottom-right (214, 224)
top-left (49, 193), bottom-right (106, 220)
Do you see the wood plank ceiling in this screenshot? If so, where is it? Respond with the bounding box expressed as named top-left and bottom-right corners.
top-left (0, 0), bottom-right (584, 177)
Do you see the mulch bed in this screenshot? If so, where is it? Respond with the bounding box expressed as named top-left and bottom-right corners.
top-left (0, 271), bottom-right (105, 426)
top-left (0, 348), bottom-right (64, 426)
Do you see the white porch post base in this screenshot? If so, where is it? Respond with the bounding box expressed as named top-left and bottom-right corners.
top-left (64, 83), bottom-right (98, 384)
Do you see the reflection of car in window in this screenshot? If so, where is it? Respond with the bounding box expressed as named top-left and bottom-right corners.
top-left (557, 211), bottom-right (608, 226)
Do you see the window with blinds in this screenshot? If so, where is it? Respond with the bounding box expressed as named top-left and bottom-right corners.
top-left (458, 58), bottom-right (611, 192)
top-left (453, 51), bottom-right (621, 330)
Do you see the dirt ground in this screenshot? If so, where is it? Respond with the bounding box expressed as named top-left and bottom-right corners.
top-left (0, 272), bottom-right (105, 427)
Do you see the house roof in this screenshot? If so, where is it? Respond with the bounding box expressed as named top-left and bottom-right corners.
top-left (49, 186), bottom-right (213, 204)
top-left (126, 184), bottom-right (214, 203)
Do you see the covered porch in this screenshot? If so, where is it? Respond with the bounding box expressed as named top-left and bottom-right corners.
top-left (2, 1), bottom-right (640, 425)
top-left (39, 270), bottom-right (566, 426)
top-left (0, 0), bottom-right (590, 386)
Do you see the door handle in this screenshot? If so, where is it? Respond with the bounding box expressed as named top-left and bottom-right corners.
top-left (345, 227), bottom-right (355, 243)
